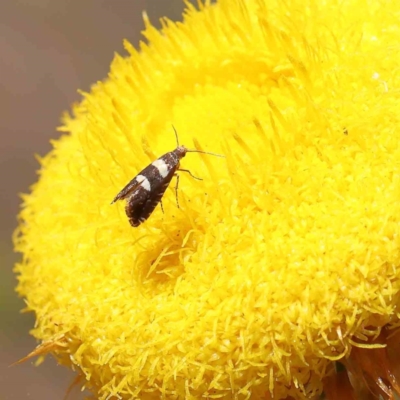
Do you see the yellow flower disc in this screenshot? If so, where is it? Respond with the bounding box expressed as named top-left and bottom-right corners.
top-left (15, 0), bottom-right (400, 398)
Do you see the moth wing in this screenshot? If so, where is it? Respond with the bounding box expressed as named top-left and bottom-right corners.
top-left (111, 177), bottom-right (142, 204)
top-left (128, 169), bottom-right (176, 226)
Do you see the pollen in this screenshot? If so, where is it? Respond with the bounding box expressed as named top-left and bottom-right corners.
top-left (14, 0), bottom-right (400, 399)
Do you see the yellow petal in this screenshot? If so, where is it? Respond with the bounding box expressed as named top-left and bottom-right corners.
top-left (14, 0), bottom-right (400, 399)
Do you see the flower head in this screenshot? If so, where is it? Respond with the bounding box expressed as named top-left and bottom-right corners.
top-left (15, 0), bottom-right (400, 398)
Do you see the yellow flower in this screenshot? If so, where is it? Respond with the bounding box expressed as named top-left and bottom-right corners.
top-left (14, 0), bottom-right (400, 399)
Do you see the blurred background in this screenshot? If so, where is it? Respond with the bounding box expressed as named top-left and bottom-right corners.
top-left (0, 1), bottom-right (198, 398)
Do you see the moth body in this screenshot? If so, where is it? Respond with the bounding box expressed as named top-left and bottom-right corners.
top-left (112, 146), bottom-right (188, 227)
top-left (112, 127), bottom-right (223, 227)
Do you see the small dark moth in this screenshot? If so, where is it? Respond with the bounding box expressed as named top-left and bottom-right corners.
top-left (111, 127), bottom-right (223, 227)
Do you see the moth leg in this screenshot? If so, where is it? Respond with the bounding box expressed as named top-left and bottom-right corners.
top-left (177, 168), bottom-right (202, 180)
top-left (174, 173), bottom-right (180, 208)
top-left (160, 199), bottom-right (164, 214)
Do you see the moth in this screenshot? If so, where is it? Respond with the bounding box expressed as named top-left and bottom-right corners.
top-left (111, 127), bottom-right (223, 227)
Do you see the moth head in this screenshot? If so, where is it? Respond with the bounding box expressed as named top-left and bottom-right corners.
top-left (175, 145), bottom-right (188, 159)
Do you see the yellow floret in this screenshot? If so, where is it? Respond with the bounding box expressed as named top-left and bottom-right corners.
top-left (14, 0), bottom-right (400, 398)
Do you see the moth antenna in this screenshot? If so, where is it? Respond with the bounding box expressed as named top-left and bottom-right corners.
top-left (186, 149), bottom-right (225, 158)
top-left (171, 126), bottom-right (223, 157)
top-left (172, 125), bottom-right (179, 147)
